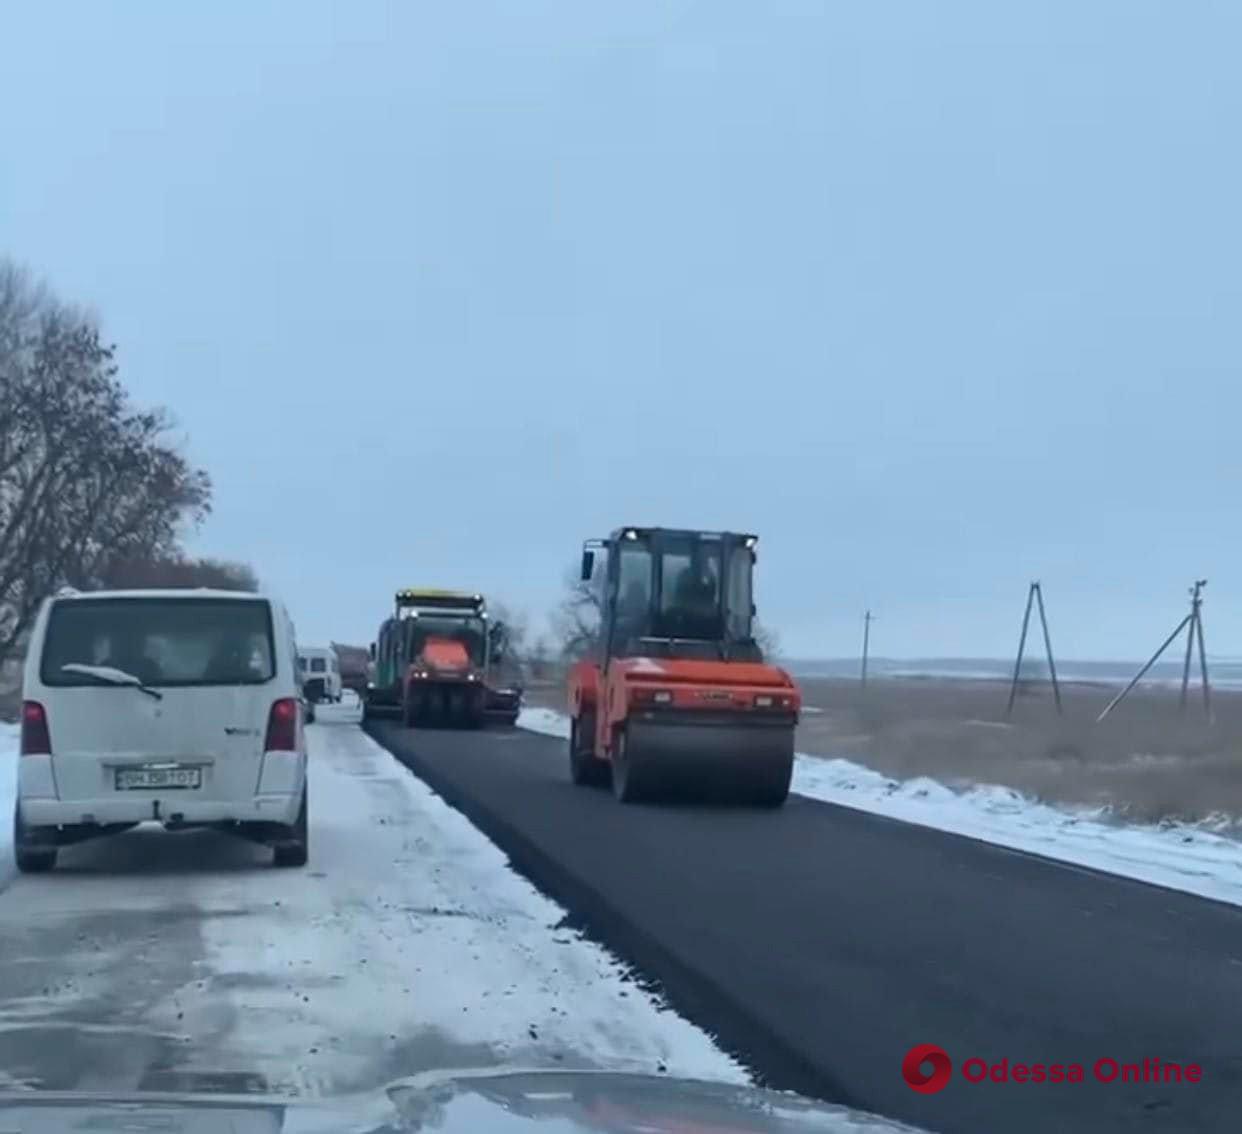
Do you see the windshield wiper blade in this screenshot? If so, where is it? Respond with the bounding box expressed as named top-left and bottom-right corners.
top-left (60, 664), bottom-right (164, 701)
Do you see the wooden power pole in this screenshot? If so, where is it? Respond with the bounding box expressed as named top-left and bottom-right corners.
top-left (1006, 581), bottom-right (1063, 717)
top-left (1097, 580), bottom-right (1211, 724)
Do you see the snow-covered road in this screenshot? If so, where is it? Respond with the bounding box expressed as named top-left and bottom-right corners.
top-left (0, 711), bottom-right (744, 1096)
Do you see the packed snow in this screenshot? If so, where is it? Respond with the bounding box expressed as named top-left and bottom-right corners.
top-left (517, 707), bottom-right (1242, 909)
top-left (0, 707), bottom-right (745, 1096)
top-left (191, 716), bottom-right (745, 1094)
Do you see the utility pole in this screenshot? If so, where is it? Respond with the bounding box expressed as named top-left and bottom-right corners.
top-left (861, 610), bottom-right (873, 689)
top-left (1196, 584), bottom-right (1212, 720)
top-left (1098, 580), bottom-right (1212, 724)
top-left (1006, 582), bottom-right (1062, 717)
top-left (1179, 579), bottom-right (1210, 717)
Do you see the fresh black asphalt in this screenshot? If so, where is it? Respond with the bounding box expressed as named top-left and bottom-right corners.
top-left (367, 719), bottom-right (1242, 1134)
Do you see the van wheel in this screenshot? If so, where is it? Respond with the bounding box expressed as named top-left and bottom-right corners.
top-left (13, 806), bottom-right (57, 873)
top-left (273, 788), bottom-right (308, 868)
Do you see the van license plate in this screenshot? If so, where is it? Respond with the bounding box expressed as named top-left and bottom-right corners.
top-left (115, 767), bottom-right (201, 790)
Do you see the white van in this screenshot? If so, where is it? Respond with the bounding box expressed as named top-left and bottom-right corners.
top-left (296, 646), bottom-right (342, 704)
top-left (15, 588), bottom-right (309, 872)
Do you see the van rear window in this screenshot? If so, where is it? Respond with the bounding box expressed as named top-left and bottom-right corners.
top-left (41, 598), bottom-right (276, 687)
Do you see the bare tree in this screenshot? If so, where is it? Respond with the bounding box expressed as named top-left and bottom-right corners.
top-left (552, 564), bottom-right (603, 660)
top-left (488, 599), bottom-right (529, 663)
top-left (754, 620), bottom-right (781, 660)
top-left (0, 261), bottom-right (212, 664)
top-left (96, 555), bottom-right (258, 592)
top-left (528, 636), bottom-right (552, 678)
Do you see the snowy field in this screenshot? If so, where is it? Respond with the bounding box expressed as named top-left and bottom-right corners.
top-left (517, 707), bottom-right (1242, 910)
top-left (0, 706), bottom-right (744, 1095)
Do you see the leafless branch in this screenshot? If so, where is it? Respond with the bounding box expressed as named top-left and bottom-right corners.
top-left (0, 259), bottom-right (213, 664)
top-left (552, 565), bottom-right (603, 660)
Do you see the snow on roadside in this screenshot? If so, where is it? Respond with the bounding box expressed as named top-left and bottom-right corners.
top-left (516, 707), bottom-right (571, 739)
top-left (789, 758), bottom-right (1242, 908)
top-left (517, 708), bottom-right (1242, 910)
top-left (170, 717), bottom-right (747, 1096)
top-left (0, 721), bottom-right (17, 882)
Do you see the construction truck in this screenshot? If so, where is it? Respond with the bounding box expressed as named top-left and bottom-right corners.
top-left (567, 527), bottom-right (799, 806)
top-left (364, 589), bottom-right (523, 727)
top-left (331, 642), bottom-right (372, 701)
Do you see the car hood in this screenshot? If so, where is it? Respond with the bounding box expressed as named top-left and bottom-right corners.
top-left (0, 1068), bottom-right (929, 1134)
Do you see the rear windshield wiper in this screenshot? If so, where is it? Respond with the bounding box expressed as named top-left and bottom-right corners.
top-left (60, 663), bottom-right (164, 701)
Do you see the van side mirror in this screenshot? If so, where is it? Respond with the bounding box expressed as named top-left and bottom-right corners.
top-left (368, 642), bottom-right (376, 660)
top-left (580, 550), bottom-right (595, 582)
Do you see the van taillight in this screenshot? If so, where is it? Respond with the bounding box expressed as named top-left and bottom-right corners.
top-left (21, 701), bottom-right (51, 756)
top-left (264, 698), bottom-right (299, 751)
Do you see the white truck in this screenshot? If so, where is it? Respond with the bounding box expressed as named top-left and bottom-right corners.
top-left (297, 646), bottom-right (342, 705)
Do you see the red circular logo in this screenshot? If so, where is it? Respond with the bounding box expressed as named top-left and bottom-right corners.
top-left (903, 1044), bottom-right (952, 1093)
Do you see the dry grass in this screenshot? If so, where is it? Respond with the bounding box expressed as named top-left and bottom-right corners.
top-left (525, 674), bottom-right (1242, 825)
top-left (795, 677), bottom-right (1242, 824)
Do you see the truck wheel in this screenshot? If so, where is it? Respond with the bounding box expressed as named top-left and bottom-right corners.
top-left (13, 806), bottom-right (58, 873)
top-left (403, 691), bottom-right (420, 728)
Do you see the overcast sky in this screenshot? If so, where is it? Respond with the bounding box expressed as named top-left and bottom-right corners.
top-left (2, 2), bottom-right (1239, 659)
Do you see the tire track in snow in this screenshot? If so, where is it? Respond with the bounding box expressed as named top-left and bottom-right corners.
top-left (185, 717), bottom-right (747, 1095)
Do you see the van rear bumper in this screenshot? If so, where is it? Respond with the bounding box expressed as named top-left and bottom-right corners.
top-left (21, 792), bottom-right (301, 828)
